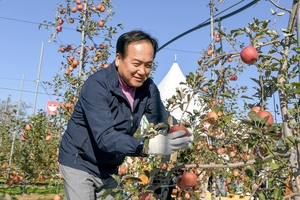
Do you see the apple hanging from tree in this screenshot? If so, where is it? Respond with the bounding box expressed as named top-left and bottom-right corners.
top-left (57, 18), bottom-right (64, 25)
top-left (229, 74), bottom-right (238, 81)
top-left (71, 7), bottom-right (77, 13)
top-left (138, 192), bottom-right (151, 200)
top-left (253, 146), bottom-right (265, 157)
top-left (56, 25), bottom-right (62, 32)
top-left (98, 20), bottom-right (105, 27)
top-left (251, 106), bottom-right (262, 113)
top-left (240, 46), bottom-right (258, 64)
top-left (177, 172), bottom-right (197, 189)
top-left (69, 18), bottom-right (75, 23)
top-left (257, 110), bottom-right (274, 125)
top-left (161, 163), bottom-right (167, 170)
top-left (206, 49), bottom-right (213, 56)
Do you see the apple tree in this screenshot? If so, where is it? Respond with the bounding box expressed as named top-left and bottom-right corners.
top-left (159, 0), bottom-right (300, 199)
top-left (39, 0), bottom-right (122, 132)
top-left (119, 1), bottom-right (300, 200)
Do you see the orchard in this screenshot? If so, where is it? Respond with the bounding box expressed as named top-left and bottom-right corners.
top-left (0, 1), bottom-right (300, 200)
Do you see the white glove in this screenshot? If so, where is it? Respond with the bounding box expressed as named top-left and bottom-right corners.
top-left (187, 128), bottom-right (194, 148)
top-left (146, 130), bottom-right (191, 155)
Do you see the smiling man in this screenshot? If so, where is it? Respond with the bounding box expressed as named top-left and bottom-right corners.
top-left (58, 30), bottom-right (192, 200)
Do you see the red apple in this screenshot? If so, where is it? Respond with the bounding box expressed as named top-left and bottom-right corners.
top-left (251, 106), bottom-right (262, 113)
top-left (57, 18), bottom-right (64, 25)
top-left (118, 166), bottom-right (127, 175)
top-left (56, 25), bottom-right (62, 32)
top-left (229, 74), bottom-right (238, 81)
top-left (178, 172), bottom-right (197, 189)
top-left (98, 20), bottom-right (105, 27)
top-left (253, 146), bottom-right (265, 157)
top-left (271, 130), bottom-right (282, 139)
top-left (71, 7), bottom-right (77, 13)
top-left (240, 46), bottom-right (258, 64)
top-left (25, 124), bottom-right (31, 131)
top-left (170, 125), bottom-right (190, 137)
top-left (257, 110), bottom-right (274, 125)
top-left (207, 111), bottom-right (219, 124)
top-left (138, 192), bottom-right (151, 200)
top-left (161, 163), bottom-right (167, 170)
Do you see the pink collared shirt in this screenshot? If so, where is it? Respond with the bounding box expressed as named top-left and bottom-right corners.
top-left (118, 75), bottom-right (136, 111)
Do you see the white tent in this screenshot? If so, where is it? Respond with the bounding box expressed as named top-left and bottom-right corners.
top-left (157, 57), bottom-right (199, 122)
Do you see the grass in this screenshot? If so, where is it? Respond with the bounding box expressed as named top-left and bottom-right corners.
top-left (0, 182), bottom-right (64, 195)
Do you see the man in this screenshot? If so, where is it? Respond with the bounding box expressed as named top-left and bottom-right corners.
top-left (58, 30), bottom-right (192, 200)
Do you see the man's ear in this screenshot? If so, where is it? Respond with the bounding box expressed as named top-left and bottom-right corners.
top-left (115, 53), bottom-right (121, 67)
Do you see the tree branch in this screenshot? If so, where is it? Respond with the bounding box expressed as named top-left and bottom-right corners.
top-left (268, 0), bottom-right (292, 13)
top-left (284, 192), bottom-right (300, 199)
top-left (184, 151), bottom-right (291, 169)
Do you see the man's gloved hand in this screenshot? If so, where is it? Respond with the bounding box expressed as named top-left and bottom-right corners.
top-left (187, 128), bottom-right (194, 148)
top-left (145, 130), bottom-right (191, 155)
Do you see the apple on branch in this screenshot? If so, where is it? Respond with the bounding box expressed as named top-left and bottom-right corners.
top-left (240, 46), bottom-right (258, 64)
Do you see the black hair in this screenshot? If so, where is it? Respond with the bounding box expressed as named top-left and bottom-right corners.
top-left (116, 30), bottom-right (159, 59)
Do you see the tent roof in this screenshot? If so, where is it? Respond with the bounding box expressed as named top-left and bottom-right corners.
top-left (157, 60), bottom-right (198, 121)
top-left (158, 61), bottom-right (186, 102)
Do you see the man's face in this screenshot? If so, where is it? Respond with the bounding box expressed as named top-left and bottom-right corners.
top-left (115, 41), bottom-right (153, 87)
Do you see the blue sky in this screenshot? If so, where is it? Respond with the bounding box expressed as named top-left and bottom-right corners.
top-left (0, 0), bottom-right (292, 120)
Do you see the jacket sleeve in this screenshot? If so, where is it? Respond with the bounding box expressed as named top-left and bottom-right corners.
top-left (144, 82), bottom-right (178, 127)
top-left (79, 74), bottom-right (145, 156)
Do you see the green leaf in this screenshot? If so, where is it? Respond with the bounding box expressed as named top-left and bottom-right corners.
top-left (167, 98), bottom-right (176, 104)
top-left (241, 119), bottom-right (255, 126)
top-left (248, 111), bottom-right (259, 121)
top-left (111, 174), bottom-right (121, 185)
top-left (262, 156), bottom-right (273, 164)
top-left (101, 189), bottom-right (112, 199)
top-left (258, 191), bottom-right (267, 200)
top-left (230, 29), bottom-right (240, 34)
top-left (212, 106), bottom-right (222, 114)
top-left (219, 29), bottom-right (226, 36)
top-left (273, 187), bottom-right (282, 199)
top-left (283, 33), bottom-right (294, 37)
top-left (144, 170), bottom-right (150, 177)
top-left (259, 115), bottom-right (269, 125)
top-left (253, 34), bottom-right (266, 43)
top-left (233, 31), bottom-right (244, 38)
top-left (219, 94), bottom-right (232, 99)
top-left (266, 30), bottom-right (278, 35)
top-left (113, 193), bottom-right (123, 200)
top-left (245, 168), bottom-right (254, 178)
top-left (241, 95), bottom-right (254, 100)
top-left (283, 136), bottom-right (295, 145)
top-left (245, 27), bottom-right (251, 34)
top-left (277, 12), bottom-right (284, 16)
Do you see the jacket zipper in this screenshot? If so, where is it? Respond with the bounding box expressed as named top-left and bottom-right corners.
top-left (74, 153), bottom-right (78, 164)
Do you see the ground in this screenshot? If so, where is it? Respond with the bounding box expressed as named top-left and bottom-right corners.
top-left (1, 193), bottom-right (63, 200)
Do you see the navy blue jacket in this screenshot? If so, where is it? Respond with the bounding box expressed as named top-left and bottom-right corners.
top-left (58, 61), bottom-right (175, 178)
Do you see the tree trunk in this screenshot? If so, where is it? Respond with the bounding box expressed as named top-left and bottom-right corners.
top-left (278, 1), bottom-right (300, 199)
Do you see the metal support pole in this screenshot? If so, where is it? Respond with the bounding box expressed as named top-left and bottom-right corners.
top-left (210, 0), bottom-right (215, 80)
top-left (296, 1), bottom-right (300, 124)
top-left (8, 74), bottom-right (25, 169)
top-left (4, 94), bottom-right (10, 113)
top-left (78, 2), bottom-right (87, 80)
top-left (297, 3), bottom-right (300, 83)
top-left (33, 42), bottom-right (44, 114)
